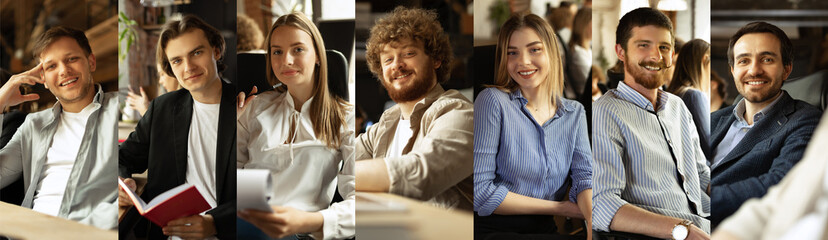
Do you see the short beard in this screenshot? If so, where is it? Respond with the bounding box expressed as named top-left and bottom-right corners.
top-left (624, 54), bottom-right (667, 89)
top-left (381, 74), bottom-right (435, 103)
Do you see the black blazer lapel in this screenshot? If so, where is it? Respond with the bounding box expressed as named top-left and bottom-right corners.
top-left (173, 92), bottom-right (194, 184)
top-left (215, 81), bottom-right (236, 202)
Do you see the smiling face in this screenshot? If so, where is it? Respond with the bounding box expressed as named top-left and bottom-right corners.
top-left (379, 38), bottom-right (439, 102)
top-left (164, 29), bottom-right (221, 94)
top-left (269, 25), bottom-right (318, 91)
top-left (40, 36), bottom-right (96, 105)
top-left (617, 25), bottom-right (673, 89)
top-left (506, 27), bottom-right (550, 92)
top-left (731, 32), bottom-right (791, 104)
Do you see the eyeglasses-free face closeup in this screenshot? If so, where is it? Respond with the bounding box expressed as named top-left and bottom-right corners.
top-left (269, 25), bottom-right (319, 90)
top-left (506, 27), bottom-right (550, 92)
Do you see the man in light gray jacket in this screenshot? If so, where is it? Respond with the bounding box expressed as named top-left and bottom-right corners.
top-left (0, 26), bottom-right (118, 229)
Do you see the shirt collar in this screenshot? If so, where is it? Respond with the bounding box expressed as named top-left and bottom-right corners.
top-left (732, 91), bottom-right (785, 125)
top-left (283, 90), bottom-right (314, 113)
top-left (49, 84), bottom-right (104, 121)
top-left (509, 89), bottom-right (575, 114)
top-left (615, 81), bottom-right (668, 112)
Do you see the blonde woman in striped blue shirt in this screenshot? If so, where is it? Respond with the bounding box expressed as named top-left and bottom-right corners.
top-left (473, 12), bottom-right (592, 239)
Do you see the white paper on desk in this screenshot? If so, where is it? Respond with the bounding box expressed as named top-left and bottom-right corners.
top-left (237, 169), bottom-right (274, 212)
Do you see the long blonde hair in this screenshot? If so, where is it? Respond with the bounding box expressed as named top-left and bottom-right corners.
top-left (492, 12), bottom-right (564, 107)
top-left (266, 12), bottom-right (349, 149)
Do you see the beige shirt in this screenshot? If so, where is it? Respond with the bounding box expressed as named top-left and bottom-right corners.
top-left (356, 85), bottom-right (474, 210)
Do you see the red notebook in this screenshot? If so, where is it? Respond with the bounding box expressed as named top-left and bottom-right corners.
top-left (118, 178), bottom-right (212, 227)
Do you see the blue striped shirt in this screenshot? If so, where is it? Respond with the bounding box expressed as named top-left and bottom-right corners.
top-left (592, 82), bottom-right (711, 233)
top-left (473, 88), bottom-right (592, 216)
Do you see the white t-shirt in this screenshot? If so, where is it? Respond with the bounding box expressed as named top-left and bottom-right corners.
top-left (186, 100), bottom-right (220, 209)
top-left (385, 118), bottom-right (413, 158)
top-left (32, 104), bottom-right (96, 216)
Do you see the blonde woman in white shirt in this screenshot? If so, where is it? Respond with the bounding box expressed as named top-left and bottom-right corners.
top-left (236, 12), bottom-right (355, 240)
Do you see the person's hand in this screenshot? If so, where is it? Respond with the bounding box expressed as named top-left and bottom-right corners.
top-left (118, 177), bottom-right (137, 207)
top-left (162, 214), bottom-right (217, 240)
top-left (237, 205), bottom-right (324, 239)
top-left (236, 86), bottom-right (257, 120)
top-left (126, 86), bottom-right (149, 116)
top-left (686, 224), bottom-right (710, 240)
top-left (0, 62), bottom-right (43, 110)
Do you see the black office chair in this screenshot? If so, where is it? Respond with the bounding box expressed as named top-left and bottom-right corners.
top-left (473, 45), bottom-right (496, 100)
top-left (236, 50), bottom-right (349, 102)
top-left (781, 69), bottom-right (828, 110)
top-left (326, 49), bottom-right (350, 102)
top-left (0, 111), bottom-right (26, 205)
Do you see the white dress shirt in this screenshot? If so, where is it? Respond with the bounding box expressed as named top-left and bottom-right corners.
top-left (238, 90), bottom-right (355, 240)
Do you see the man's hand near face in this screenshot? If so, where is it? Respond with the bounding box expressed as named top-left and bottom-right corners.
top-left (0, 63), bottom-right (44, 111)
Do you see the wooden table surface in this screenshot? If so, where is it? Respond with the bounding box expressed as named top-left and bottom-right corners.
top-left (356, 192), bottom-right (473, 240)
top-left (0, 201), bottom-right (116, 240)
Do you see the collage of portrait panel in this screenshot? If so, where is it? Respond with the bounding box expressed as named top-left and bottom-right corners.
top-left (2, 0), bottom-right (828, 240)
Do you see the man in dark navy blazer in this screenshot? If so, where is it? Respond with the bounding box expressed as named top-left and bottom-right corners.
top-left (118, 15), bottom-right (236, 240)
top-left (710, 21), bottom-right (822, 227)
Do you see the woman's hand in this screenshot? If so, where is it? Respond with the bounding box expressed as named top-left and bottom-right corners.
top-left (236, 86), bottom-right (257, 120)
top-left (126, 86), bottom-right (149, 116)
top-left (237, 205), bottom-right (324, 239)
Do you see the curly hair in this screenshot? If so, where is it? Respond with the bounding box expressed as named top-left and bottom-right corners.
top-left (237, 14), bottom-right (264, 52)
top-left (365, 6), bottom-right (453, 83)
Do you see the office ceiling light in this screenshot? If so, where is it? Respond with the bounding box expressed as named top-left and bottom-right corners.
top-left (658, 0), bottom-right (688, 11)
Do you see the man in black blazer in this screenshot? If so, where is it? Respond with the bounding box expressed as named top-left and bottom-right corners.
top-left (710, 21), bottom-right (822, 227)
top-left (119, 15), bottom-right (236, 239)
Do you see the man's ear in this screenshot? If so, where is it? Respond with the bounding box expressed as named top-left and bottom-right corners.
top-left (88, 53), bottom-right (97, 72)
top-left (214, 47), bottom-right (221, 60)
top-left (615, 44), bottom-right (625, 62)
top-left (433, 59), bottom-right (441, 69)
top-left (783, 64), bottom-right (793, 80)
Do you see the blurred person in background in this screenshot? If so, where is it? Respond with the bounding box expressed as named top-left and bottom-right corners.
top-left (710, 71), bottom-right (728, 112)
top-left (666, 39), bottom-right (712, 159)
top-left (568, 7), bottom-right (592, 98)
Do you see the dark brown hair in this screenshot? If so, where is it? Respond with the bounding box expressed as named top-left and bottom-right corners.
top-left (32, 26), bottom-right (92, 59)
top-left (668, 39), bottom-right (710, 93)
top-left (616, 7), bottom-right (674, 50)
top-left (727, 21), bottom-right (793, 68)
top-left (156, 15), bottom-right (226, 77)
